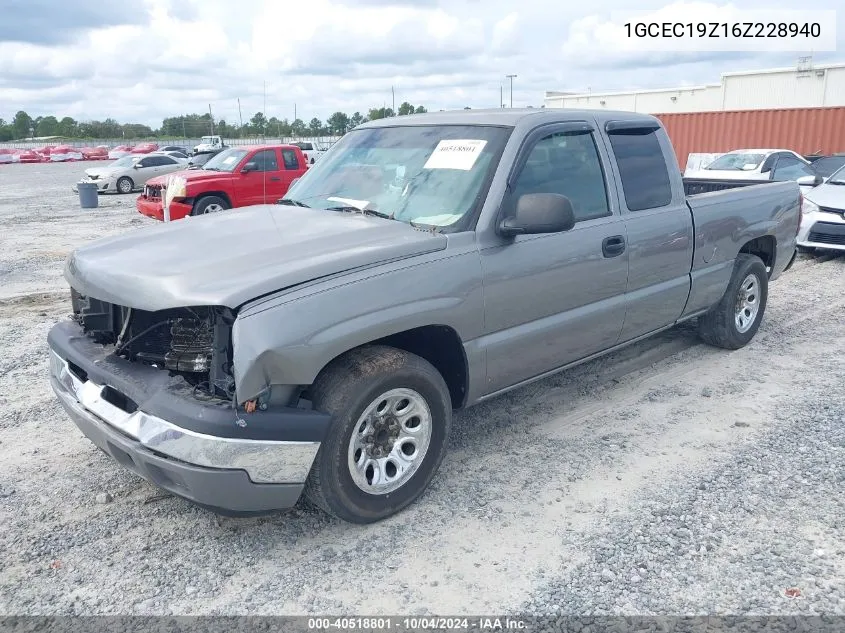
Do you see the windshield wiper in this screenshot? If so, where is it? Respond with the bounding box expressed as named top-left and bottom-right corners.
top-left (325, 206), bottom-right (395, 220)
top-left (278, 198), bottom-right (310, 207)
top-left (363, 209), bottom-right (395, 220)
top-left (827, 180), bottom-right (845, 185)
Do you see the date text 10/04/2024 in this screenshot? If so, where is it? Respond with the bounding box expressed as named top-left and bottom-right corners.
top-left (307, 617), bottom-right (527, 630)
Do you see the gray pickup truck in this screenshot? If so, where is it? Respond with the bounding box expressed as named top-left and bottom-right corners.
top-left (48, 109), bottom-right (800, 523)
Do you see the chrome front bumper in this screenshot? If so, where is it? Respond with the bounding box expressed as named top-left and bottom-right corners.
top-left (49, 348), bottom-right (321, 512)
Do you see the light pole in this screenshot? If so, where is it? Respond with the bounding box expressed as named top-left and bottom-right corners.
top-left (505, 74), bottom-right (517, 108)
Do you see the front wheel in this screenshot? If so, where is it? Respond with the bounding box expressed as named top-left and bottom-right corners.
top-left (191, 195), bottom-right (230, 216)
top-left (304, 345), bottom-right (452, 523)
top-left (116, 177), bottom-right (134, 194)
top-left (698, 253), bottom-right (768, 350)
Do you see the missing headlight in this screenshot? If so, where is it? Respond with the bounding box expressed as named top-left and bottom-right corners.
top-left (164, 317), bottom-right (214, 372)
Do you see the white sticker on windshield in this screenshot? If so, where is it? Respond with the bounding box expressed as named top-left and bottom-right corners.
top-left (222, 156), bottom-right (238, 165)
top-left (326, 196), bottom-right (372, 210)
top-left (423, 139), bottom-right (487, 171)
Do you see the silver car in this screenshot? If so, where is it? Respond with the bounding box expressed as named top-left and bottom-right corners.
top-left (797, 164), bottom-right (845, 253)
top-left (74, 154), bottom-right (188, 194)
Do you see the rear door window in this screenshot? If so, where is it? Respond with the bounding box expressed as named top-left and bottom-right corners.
top-left (607, 128), bottom-right (672, 211)
top-left (282, 149), bottom-right (300, 170)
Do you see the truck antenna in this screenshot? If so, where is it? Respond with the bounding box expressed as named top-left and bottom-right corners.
top-left (262, 80), bottom-right (267, 204)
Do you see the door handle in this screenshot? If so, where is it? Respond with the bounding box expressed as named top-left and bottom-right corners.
top-left (270, 176), bottom-right (281, 181)
top-left (602, 235), bottom-right (626, 258)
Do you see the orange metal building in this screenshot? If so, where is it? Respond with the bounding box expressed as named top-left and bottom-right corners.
top-left (655, 107), bottom-right (845, 170)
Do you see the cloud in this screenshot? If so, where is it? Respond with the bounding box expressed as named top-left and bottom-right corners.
top-left (0, 0), bottom-right (146, 45)
top-left (0, 0), bottom-right (843, 127)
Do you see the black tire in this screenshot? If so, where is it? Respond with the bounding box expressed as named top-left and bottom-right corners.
top-left (191, 195), bottom-right (230, 216)
top-left (304, 345), bottom-right (452, 524)
top-left (116, 176), bottom-right (134, 194)
top-left (698, 253), bottom-right (768, 350)
top-left (796, 245), bottom-right (815, 254)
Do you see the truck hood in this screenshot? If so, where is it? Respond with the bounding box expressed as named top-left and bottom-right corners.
top-left (64, 205), bottom-right (448, 311)
top-left (145, 169), bottom-right (226, 187)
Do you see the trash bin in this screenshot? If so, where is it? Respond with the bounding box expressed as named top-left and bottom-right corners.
top-left (77, 181), bottom-right (99, 209)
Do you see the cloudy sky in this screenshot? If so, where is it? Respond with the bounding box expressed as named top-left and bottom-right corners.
top-left (1, 0), bottom-right (842, 127)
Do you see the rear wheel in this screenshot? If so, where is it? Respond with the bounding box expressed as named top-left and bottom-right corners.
top-left (698, 253), bottom-right (768, 350)
top-left (304, 345), bottom-right (452, 524)
top-left (191, 196), bottom-right (229, 216)
top-left (116, 177), bottom-right (134, 194)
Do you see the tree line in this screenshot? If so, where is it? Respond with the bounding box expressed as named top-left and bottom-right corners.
top-left (0, 102), bottom-right (429, 142)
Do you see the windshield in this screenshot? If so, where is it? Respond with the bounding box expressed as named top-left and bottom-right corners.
top-left (201, 148), bottom-right (247, 172)
top-left (811, 156), bottom-right (845, 179)
top-left (283, 125), bottom-right (510, 229)
top-left (200, 136), bottom-right (217, 143)
top-left (827, 164), bottom-right (845, 184)
top-left (705, 153), bottom-right (766, 171)
top-left (111, 156), bottom-right (139, 168)
top-left (190, 153), bottom-right (213, 166)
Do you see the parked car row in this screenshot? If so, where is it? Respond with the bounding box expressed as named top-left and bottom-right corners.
top-left (0, 145), bottom-right (109, 163)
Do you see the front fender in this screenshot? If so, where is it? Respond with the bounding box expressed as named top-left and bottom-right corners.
top-left (231, 249), bottom-right (484, 403)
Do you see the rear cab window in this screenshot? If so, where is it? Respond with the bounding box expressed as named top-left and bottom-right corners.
top-left (606, 124), bottom-right (673, 211)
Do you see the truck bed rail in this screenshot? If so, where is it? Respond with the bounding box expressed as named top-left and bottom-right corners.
top-left (683, 177), bottom-right (776, 196)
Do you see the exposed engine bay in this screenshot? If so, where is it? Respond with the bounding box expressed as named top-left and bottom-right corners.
top-left (70, 288), bottom-right (235, 401)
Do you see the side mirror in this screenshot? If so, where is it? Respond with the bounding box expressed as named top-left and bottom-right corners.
top-left (797, 174), bottom-right (824, 187)
top-left (498, 193), bottom-right (576, 238)
top-left (133, 163), bottom-right (142, 169)
top-left (242, 162), bottom-right (257, 173)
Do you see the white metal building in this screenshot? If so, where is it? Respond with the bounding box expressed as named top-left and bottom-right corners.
top-left (544, 61), bottom-right (845, 113)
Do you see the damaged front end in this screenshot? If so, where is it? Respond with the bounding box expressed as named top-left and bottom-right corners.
top-left (70, 288), bottom-right (235, 402)
top-left (48, 287), bottom-right (333, 513)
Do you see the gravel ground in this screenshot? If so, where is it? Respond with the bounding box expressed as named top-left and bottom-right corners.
top-left (0, 161), bottom-right (844, 617)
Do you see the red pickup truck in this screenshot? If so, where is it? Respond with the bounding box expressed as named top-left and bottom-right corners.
top-left (136, 145), bottom-right (308, 221)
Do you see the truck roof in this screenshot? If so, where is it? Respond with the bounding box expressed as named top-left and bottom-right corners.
top-left (358, 108), bottom-right (660, 129)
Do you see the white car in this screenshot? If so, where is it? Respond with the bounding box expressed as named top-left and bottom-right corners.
top-left (687, 149), bottom-right (820, 192)
top-left (73, 154), bottom-right (188, 194)
top-left (797, 165), bottom-right (845, 253)
top-left (290, 141), bottom-right (328, 165)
